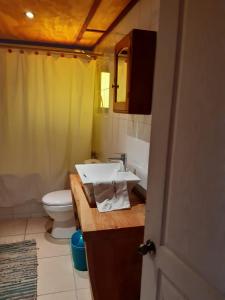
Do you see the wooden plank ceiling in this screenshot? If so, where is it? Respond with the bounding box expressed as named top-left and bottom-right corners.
top-left (0, 0), bottom-right (138, 50)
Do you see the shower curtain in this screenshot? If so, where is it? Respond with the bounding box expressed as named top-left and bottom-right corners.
top-left (0, 49), bottom-right (96, 207)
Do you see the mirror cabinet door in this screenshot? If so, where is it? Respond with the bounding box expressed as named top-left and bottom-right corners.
top-left (113, 29), bottom-right (156, 114)
top-left (116, 47), bottom-right (128, 103)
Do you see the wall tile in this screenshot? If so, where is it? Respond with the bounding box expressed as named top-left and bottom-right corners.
top-left (117, 118), bottom-right (128, 152)
top-left (126, 136), bottom-right (150, 189)
top-left (143, 115), bottom-right (152, 125)
top-left (111, 116), bottom-right (120, 153)
top-left (137, 122), bottom-right (151, 143)
top-left (127, 119), bottom-right (139, 138)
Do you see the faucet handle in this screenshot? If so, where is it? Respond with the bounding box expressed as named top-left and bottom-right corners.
top-left (107, 158), bottom-right (125, 171)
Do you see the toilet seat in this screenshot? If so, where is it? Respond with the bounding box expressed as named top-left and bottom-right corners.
top-left (42, 190), bottom-right (72, 206)
top-left (43, 204), bottom-right (73, 213)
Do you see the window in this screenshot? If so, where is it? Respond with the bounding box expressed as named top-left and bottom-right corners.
top-left (100, 72), bottom-right (110, 109)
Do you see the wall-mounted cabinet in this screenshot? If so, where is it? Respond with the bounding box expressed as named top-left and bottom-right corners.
top-left (113, 29), bottom-right (156, 114)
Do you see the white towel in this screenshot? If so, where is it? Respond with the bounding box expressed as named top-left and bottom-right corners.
top-left (114, 180), bottom-right (130, 209)
top-left (93, 180), bottom-right (130, 212)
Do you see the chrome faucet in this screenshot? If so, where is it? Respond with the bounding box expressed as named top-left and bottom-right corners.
top-left (107, 153), bottom-right (127, 171)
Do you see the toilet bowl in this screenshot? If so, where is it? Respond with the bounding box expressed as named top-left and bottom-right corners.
top-left (42, 190), bottom-right (76, 239)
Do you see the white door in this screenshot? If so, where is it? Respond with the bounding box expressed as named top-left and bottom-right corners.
top-left (140, 0), bottom-right (225, 299)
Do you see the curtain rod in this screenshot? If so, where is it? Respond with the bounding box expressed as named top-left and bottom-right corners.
top-left (0, 43), bottom-right (103, 59)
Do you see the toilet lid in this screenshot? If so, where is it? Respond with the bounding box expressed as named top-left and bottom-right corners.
top-left (42, 190), bottom-right (72, 206)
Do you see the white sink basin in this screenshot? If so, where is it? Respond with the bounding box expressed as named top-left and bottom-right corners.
top-left (75, 163), bottom-right (140, 207)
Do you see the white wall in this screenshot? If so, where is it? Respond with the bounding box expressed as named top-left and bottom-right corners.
top-left (92, 0), bottom-right (160, 189)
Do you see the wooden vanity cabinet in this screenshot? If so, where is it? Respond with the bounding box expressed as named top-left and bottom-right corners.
top-left (113, 29), bottom-right (156, 114)
top-left (85, 228), bottom-right (144, 300)
top-left (70, 174), bottom-right (145, 300)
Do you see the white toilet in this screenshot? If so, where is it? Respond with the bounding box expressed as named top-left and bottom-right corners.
top-left (42, 190), bottom-right (76, 239)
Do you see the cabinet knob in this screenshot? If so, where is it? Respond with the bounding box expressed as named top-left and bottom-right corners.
top-left (112, 84), bottom-right (119, 88)
top-left (138, 240), bottom-right (156, 256)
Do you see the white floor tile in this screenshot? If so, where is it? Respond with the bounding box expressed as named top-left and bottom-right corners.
top-left (77, 289), bottom-right (92, 300)
top-left (38, 290), bottom-right (77, 300)
top-left (26, 217), bottom-right (52, 234)
top-left (25, 232), bottom-right (70, 258)
top-left (74, 270), bottom-right (90, 289)
top-left (38, 255), bottom-right (75, 295)
top-left (0, 218), bottom-right (27, 236)
top-left (0, 235), bottom-right (24, 244)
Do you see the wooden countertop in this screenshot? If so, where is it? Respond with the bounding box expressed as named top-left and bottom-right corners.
top-left (70, 174), bottom-right (145, 233)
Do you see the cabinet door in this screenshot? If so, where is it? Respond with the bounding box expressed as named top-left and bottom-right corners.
top-left (113, 34), bottom-right (130, 113)
top-left (113, 29), bottom-right (156, 114)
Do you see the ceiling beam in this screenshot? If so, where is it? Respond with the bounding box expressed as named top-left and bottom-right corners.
top-left (76, 0), bottom-right (101, 42)
top-left (93, 0), bottom-right (139, 49)
top-left (86, 28), bottom-right (105, 33)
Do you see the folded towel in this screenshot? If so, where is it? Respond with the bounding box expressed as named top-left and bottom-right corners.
top-left (93, 181), bottom-right (115, 204)
top-left (114, 180), bottom-right (130, 209)
top-left (93, 180), bottom-right (130, 212)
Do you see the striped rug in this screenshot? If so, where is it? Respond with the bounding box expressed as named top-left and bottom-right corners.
top-left (0, 240), bottom-right (38, 300)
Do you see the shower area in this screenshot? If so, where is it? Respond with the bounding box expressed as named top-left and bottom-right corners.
top-left (0, 48), bottom-right (96, 218)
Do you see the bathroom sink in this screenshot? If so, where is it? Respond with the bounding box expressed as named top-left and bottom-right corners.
top-left (75, 163), bottom-right (140, 207)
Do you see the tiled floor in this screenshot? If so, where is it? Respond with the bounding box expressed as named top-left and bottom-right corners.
top-left (0, 217), bottom-right (92, 300)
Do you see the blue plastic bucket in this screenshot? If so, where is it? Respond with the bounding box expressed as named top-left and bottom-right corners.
top-left (71, 230), bottom-right (87, 271)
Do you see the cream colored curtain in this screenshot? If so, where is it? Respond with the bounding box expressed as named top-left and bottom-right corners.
top-left (0, 50), bottom-right (96, 206)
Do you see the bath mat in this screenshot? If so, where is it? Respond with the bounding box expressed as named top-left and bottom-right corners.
top-left (0, 240), bottom-right (38, 300)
